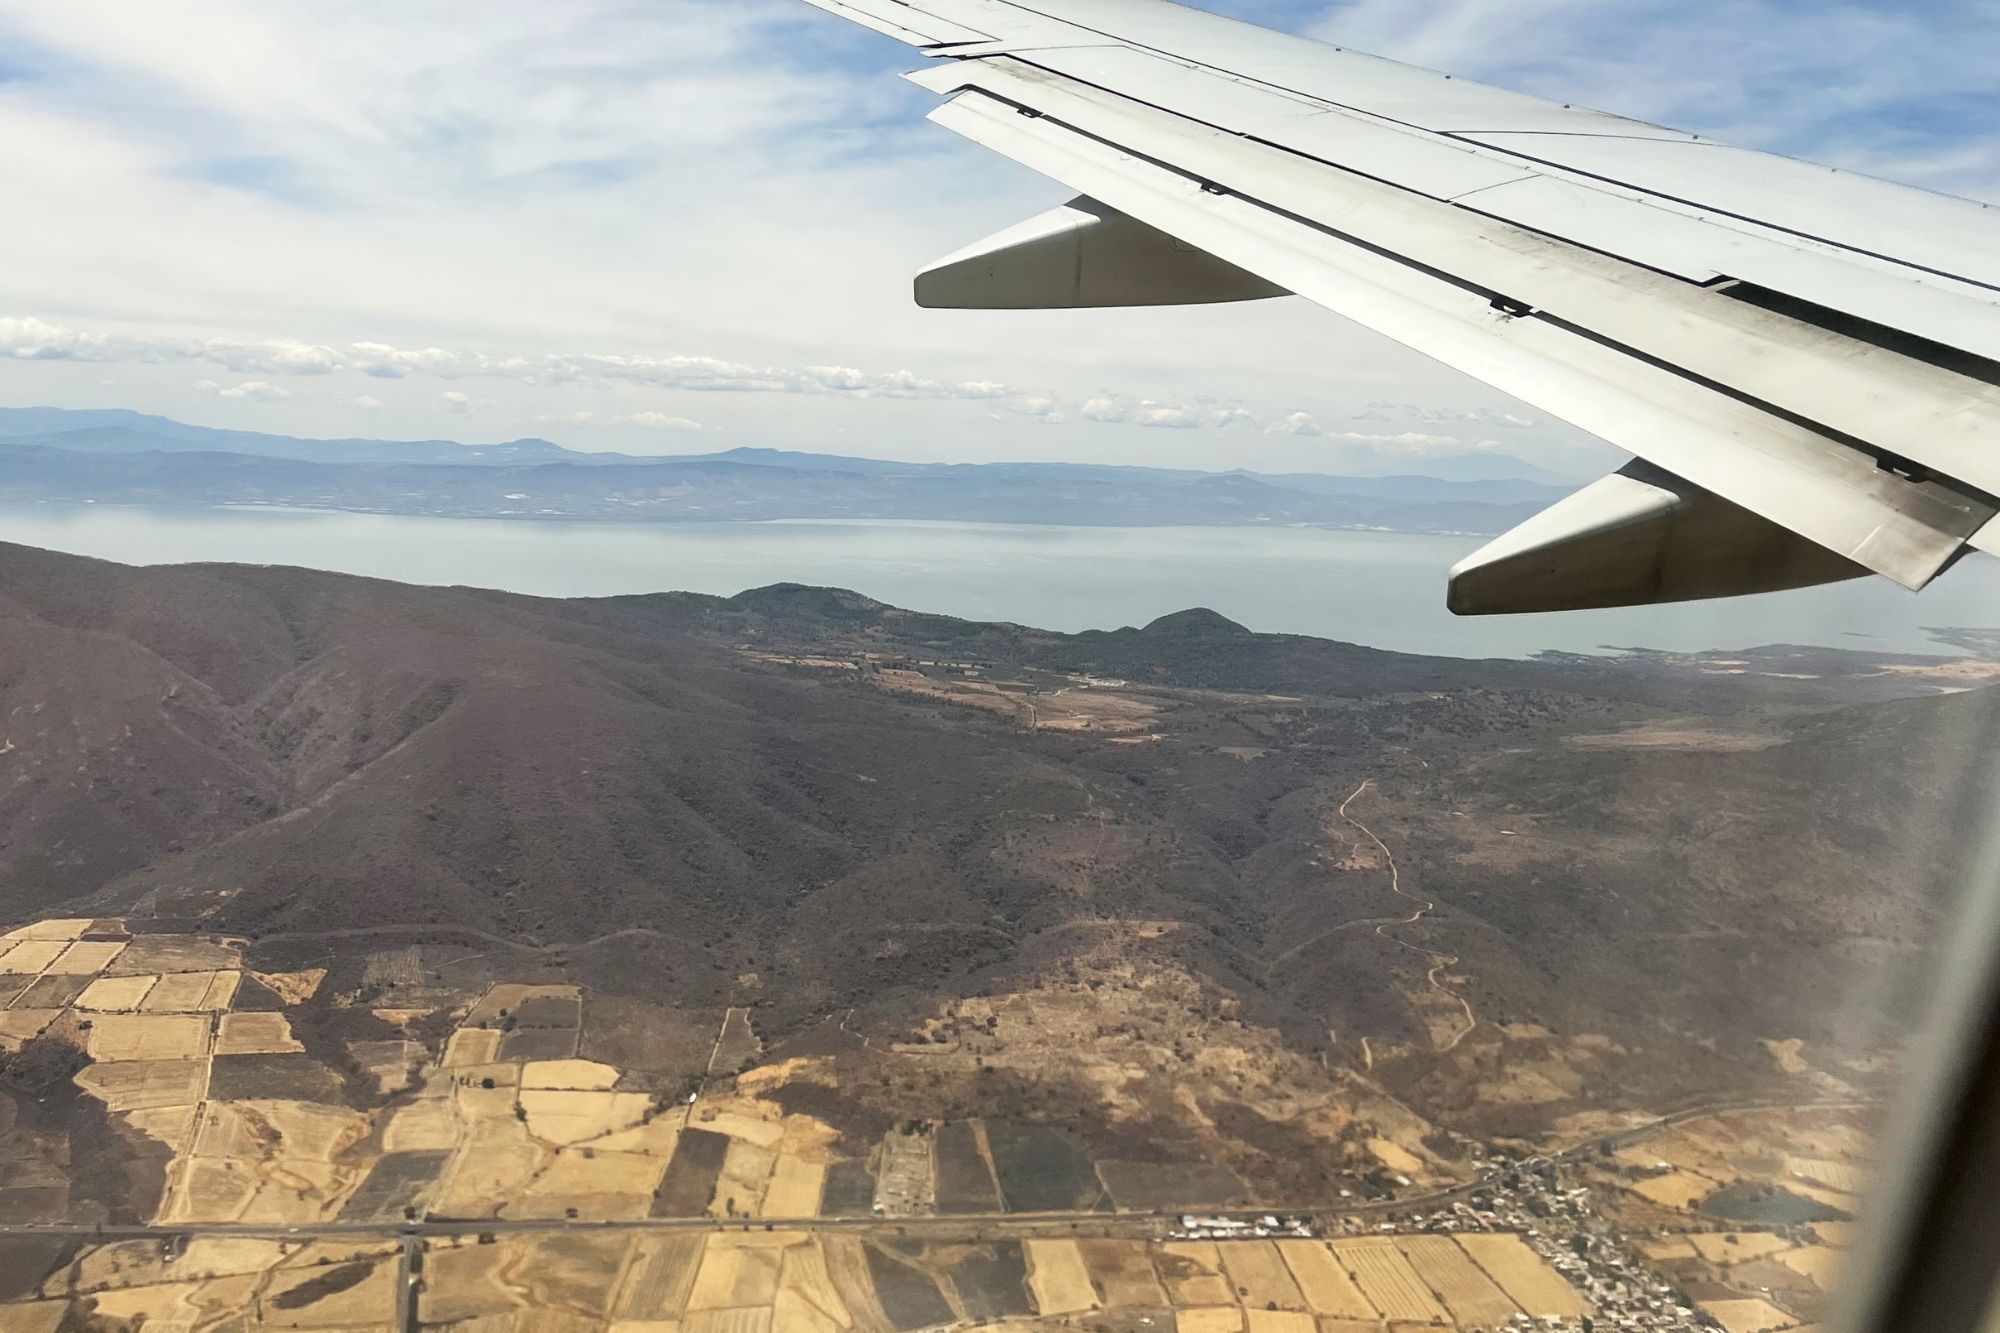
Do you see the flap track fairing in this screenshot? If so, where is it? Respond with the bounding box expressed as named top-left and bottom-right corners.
top-left (916, 195), bottom-right (1290, 309)
top-left (1449, 460), bottom-right (1876, 615)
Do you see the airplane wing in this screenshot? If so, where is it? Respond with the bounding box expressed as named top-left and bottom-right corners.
top-left (798, 0), bottom-right (2000, 613)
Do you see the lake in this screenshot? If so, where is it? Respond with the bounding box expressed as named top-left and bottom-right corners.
top-left (4, 503), bottom-right (1995, 659)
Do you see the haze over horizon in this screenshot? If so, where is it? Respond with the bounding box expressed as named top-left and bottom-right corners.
top-left (0, 402), bottom-right (1570, 482)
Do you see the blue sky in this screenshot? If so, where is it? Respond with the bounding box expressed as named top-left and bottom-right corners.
top-left (0, 0), bottom-right (1991, 479)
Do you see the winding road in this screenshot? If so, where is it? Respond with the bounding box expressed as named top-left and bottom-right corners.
top-left (1337, 778), bottom-right (1479, 1055)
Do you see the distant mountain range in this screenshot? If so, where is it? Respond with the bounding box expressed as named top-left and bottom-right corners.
top-left (0, 406), bottom-right (1573, 533)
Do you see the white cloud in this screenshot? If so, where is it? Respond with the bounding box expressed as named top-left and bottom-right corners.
top-left (0, 319), bottom-right (345, 386)
top-left (1074, 398), bottom-right (1452, 446)
top-left (1241, 403), bottom-right (1482, 452)
top-left (1007, 396), bottom-right (1066, 425)
top-left (2, 315), bottom-right (111, 360)
top-left (1328, 429), bottom-right (1474, 454)
top-left (546, 353), bottom-right (1020, 403)
top-left (0, 312), bottom-right (1370, 445)
top-left (349, 393), bottom-right (381, 409)
top-left (351, 342), bottom-right (466, 380)
top-left (611, 411), bottom-right (705, 431)
top-left (255, 340), bottom-right (343, 374)
top-left (1081, 395), bottom-right (1263, 431)
top-left (0, 315), bottom-right (1038, 404)
top-left (1361, 402), bottom-right (1535, 429)
top-left (194, 377), bottom-right (288, 400)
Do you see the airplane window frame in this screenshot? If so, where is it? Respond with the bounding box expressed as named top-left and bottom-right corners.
top-left (1837, 804), bottom-right (2000, 1333)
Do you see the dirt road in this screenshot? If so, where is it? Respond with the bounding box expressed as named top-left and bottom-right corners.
top-left (1338, 779), bottom-right (1478, 1054)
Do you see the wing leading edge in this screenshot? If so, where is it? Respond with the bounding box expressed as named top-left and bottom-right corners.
top-left (803, 0), bottom-right (2000, 612)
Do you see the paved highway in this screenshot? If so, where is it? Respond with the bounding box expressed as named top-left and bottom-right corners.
top-left (0, 1095), bottom-right (1873, 1248)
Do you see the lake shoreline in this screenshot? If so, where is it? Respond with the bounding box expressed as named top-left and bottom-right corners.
top-left (1, 503), bottom-right (1989, 661)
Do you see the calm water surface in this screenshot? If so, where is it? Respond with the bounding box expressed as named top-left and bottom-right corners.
top-left (5, 504), bottom-right (1996, 659)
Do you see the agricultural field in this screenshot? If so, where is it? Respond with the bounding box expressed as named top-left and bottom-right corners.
top-left (0, 918), bottom-right (893, 1237)
top-left (1592, 1108), bottom-right (1873, 1227)
top-left (4, 1237), bottom-right (404, 1330)
top-left (7, 1223), bottom-right (1602, 1331)
top-left (405, 1229), bottom-right (1596, 1330)
top-left (1583, 1107), bottom-right (1877, 1329)
top-left (0, 910), bottom-right (1837, 1330)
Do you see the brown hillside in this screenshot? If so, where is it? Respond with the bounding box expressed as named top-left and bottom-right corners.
top-left (0, 541), bottom-right (1992, 1149)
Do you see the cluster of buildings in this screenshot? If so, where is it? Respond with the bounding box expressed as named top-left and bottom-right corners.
top-left (1317, 1154), bottom-right (1750, 1332)
top-left (1171, 1213), bottom-right (1318, 1240)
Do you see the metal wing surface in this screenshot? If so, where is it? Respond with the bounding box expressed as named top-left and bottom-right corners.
top-left (801, 0), bottom-right (2000, 612)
